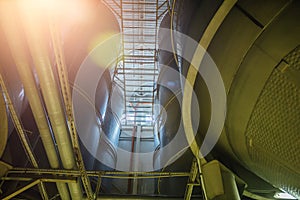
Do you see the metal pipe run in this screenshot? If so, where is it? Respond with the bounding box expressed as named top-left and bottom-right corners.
top-left (0, 4), bottom-right (71, 199)
top-left (18, 5), bottom-right (83, 200)
top-left (49, 19), bottom-right (93, 199)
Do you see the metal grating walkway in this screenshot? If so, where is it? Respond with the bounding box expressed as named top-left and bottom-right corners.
top-left (103, 0), bottom-right (168, 127)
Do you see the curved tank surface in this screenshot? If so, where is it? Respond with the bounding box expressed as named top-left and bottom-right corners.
top-left (0, 0), bottom-right (299, 199)
top-left (156, 0), bottom-right (300, 199)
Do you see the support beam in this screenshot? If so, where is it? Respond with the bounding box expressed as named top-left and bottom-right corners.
top-left (2, 180), bottom-right (41, 200)
top-left (84, 196), bottom-right (190, 200)
top-left (4, 168), bottom-right (191, 180)
top-left (184, 159), bottom-right (200, 200)
top-left (0, 73), bottom-right (48, 200)
top-left (1, 178), bottom-right (77, 200)
top-left (93, 176), bottom-right (102, 199)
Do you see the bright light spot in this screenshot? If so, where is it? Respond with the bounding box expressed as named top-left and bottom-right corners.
top-left (274, 192), bottom-right (297, 199)
top-left (89, 32), bottom-right (121, 68)
top-left (18, 0), bottom-right (90, 24)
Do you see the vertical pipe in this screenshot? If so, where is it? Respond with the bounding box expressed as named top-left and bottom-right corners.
top-left (49, 19), bottom-right (93, 199)
top-left (133, 126), bottom-right (142, 194)
top-left (18, 4), bottom-right (83, 200)
top-left (0, 3), bottom-right (70, 200)
top-left (128, 125), bottom-right (136, 194)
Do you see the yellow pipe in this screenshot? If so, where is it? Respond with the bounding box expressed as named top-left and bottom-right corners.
top-left (15, 3), bottom-right (83, 200)
top-left (0, 3), bottom-right (71, 200)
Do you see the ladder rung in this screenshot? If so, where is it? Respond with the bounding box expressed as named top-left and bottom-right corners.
top-left (126, 110), bottom-right (152, 113)
top-left (119, 68), bottom-right (156, 71)
top-left (123, 33), bottom-right (156, 37)
top-left (125, 94), bottom-right (153, 100)
top-left (126, 95), bottom-right (154, 98)
top-left (125, 119), bottom-right (153, 122)
top-left (123, 40), bottom-right (156, 44)
top-left (131, 117), bottom-right (153, 120)
top-left (127, 110), bottom-right (153, 114)
top-left (125, 79), bottom-right (153, 82)
top-left (124, 59), bottom-right (155, 62)
top-left (127, 105), bottom-right (153, 109)
top-left (123, 24), bottom-right (157, 27)
top-left (126, 100), bottom-right (153, 103)
top-left (122, 2), bottom-right (157, 5)
top-left (123, 18), bottom-right (156, 22)
top-left (123, 61), bottom-right (155, 64)
top-left (124, 55), bottom-right (154, 58)
top-left (124, 54), bottom-right (155, 57)
top-left (126, 110), bottom-right (153, 113)
top-left (125, 107), bottom-right (152, 112)
top-left (126, 104), bottom-right (152, 107)
top-left (127, 96), bottom-right (153, 100)
top-left (125, 78), bottom-right (154, 81)
top-left (126, 89), bottom-right (153, 92)
top-left (122, 68), bottom-right (156, 71)
top-left (124, 43), bottom-right (155, 47)
top-left (126, 96), bottom-right (153, 99)
top-left (127, 100), bottom-right (153, 103)
top-left (123, 10), bottom-right (156, 14)
top-left (124, 56), bottom-right (155, 60)
top-left (125, 84), bottom-right (154, 87)
top-left (119, 72), bottom-right (158, 75)
top-left (123, 22), bottom-right (157, 25)
top-left (124, 61), bottom-right (155, 63)
top-left (125, 114), bottom-right (153, 117)
top-left (126, 107), bottom-right (152, 112)
top-left (123, 26), bottom-right (156, 29)
top-left (125, 116), bottom-right (153, 119)
top-left (127, 101), bottom-right (153, 104)
top-left (126, 108), bottom-right (153, 111)
top-left (126, 91), bottom-right (155, 94)
top-left (123, 31), bottom-right (156, 35)
top-left (126, 94), bottom-right (153, 97)
top-left (124, 48), bottom-right (156, 51)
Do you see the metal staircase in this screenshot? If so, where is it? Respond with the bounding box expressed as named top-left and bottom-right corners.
top-left (103, 0), bottom-right (168, 127)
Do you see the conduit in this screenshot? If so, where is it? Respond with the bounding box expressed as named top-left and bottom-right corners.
top-left (18, 4), bottom-right (83, 200)
top-left (0, 4), bottom-right (70, 200)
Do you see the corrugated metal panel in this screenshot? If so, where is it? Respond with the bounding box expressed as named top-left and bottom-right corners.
top-left (246, 46), bottom-right (300, 198)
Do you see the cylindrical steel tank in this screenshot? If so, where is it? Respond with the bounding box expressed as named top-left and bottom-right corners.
top-left (156, 0), bottom-right (300, 199)
top-left (154, 11), bottom-right (196, 195)
top-left (63, 0), bottom-right (123, 193)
